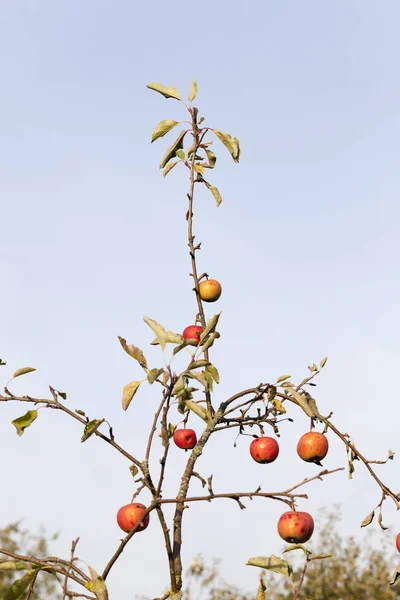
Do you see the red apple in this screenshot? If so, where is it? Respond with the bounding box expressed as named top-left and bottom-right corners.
top-left (396, 533), bottom-right (400, 553)
top-left (296, 511), bottom-right (314, 542)
top-left (297, 432), bottom-right (329, 465)
top-left (198, 279), bottom-right (222, 302)
top-left (173, 428), bottom-right (197, 450)
top-left (249, 436), bottom-right (279, 464)
top-left (182, 325), bottom-right (203, 345)
top-left (277, 511), bottom-right (311, 544)
top-left (117, 503), bottom-right (150, 533)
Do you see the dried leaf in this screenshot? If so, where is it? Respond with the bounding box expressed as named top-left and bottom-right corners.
top-left (118, 336), bottom-right (148, 370)
top-left (360, 510), bottom-right (375, 528)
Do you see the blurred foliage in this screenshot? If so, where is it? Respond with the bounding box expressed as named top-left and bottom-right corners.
top-left (0, 521), bottom-right (60, 598)
top-left (176, 508), bottom-right (400, 600)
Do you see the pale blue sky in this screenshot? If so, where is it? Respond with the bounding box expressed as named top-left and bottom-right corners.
top-left (1, 1), bottom-right (400, 597)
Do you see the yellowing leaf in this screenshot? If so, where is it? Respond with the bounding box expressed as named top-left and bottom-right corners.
top-left (194, 164), bottom-right (204, 174)
top-left (188, 79), bottom-right (198, 102)
top-left (276, 374), bottom-right (291, 383)
top-left (146, 82), bottom-right (181, 100)
top-left (81, 419), bottom-right (104, 442)
top-left (122, 381), bottom-right (141, 411)
top-left (205, 149), bottom-right (217, 168)
top-left (247, 555), bottom-right (292, 578)
top-left (151, 120), bottom-right (179, 143)
top-left (163, 160), bottom-right (179, 177)
top-left (204, 182), bottom-right (222, 206)
top-left (11, 410), bottom-right (38, 436)
top-left (143, 316), bottom-right (183, 351)
top-left (13, 367), bottom-right (36, 379)
top-left (212, 129), bottom-right (240, 162)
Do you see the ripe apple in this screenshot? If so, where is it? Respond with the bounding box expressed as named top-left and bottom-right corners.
top-left (297, 432), bottom-right (329, 465)
top-left (249, 436), bottom-right (279, 464)
top-left (182, 325), bottom-right (203, 344)
top-left (296, 511), bottom-right (314, 542)
top-left (198, 279), bottom-right (222, 302)
top-left (173, 428), bottom-right (197, 450)
top-left (396, 533), bottom-right (400, 553)
top-left (117, 503), bottom-right (150, 533)
top-left (277, 511), bottom-right (311, 544)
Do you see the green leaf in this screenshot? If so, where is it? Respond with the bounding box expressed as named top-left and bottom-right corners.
top-left (12, 367), bottom-right (36, 379)
top-left (204, 182), bottom-right (222, 207)
top-left (122, 381), bottom-right (141, 411)
top-left (147, 368), bottom-right (164, 384)
top-left (172, 375), bottom-right (185, 397)
top-left (168, 423), bottom-right (177, 438)
top-left (176, 149), bottom-right (185, 160)
top-left (205, 364), bottom-right (220, 384)
top-left (320, 356), bottom-right (328, 368)
top-left (151, 120), bottom-right (179, 143)
top-left (205, 149), bottom-right (217, 168)
top-left (247, 555), bottom-right (293, 578)
top-left (146, 82), bottom-right (181, 100)
top-left (129, 464), bottom-right (139, 478)
top-left (159, 130), bottom-right (187, 169)
top-left (276, 374), bottom-right (291, 383)
top-left (58, 391), bottom-right (67, 400)
top-left (12, 410), bottom-right (38, 436)
top-left (3, 568), bottom-right (40, 600)
top-left (212, 129), bottom-right (240, 162)
top-left (188, 79), bottom-right (198, 102)
top-left (172, 339), bottom-right (193, 355)
top-left (255, 578), bottom-right (267, 600)
top-left (187, 360), bottom-right (211, 370)
top-left (163, 160), bottom-right (179, 177)
top-left (283, 544), bottom-right (310, 556)
top-left (185, 400), bottom-right (212, 425)
top-left (186, 370), bottom-right (208, 388)
top-left (199, 313), bottom-right (221, 344)
top-left (118, 336), bottom-right (148, 370)
top-left (81, 419), bottom-right (104, 442)
top-left (203, 370), bottom-right (214, 392)
top-left (143, 317), bottom-right (183, 351)
top-left (200, 331), bottom-right (220, 353)
top-left (287, 388), bottom-right (320, 418)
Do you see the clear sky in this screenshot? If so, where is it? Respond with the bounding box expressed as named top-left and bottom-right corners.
top-left (1, 1), bottom-right (400, 598)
